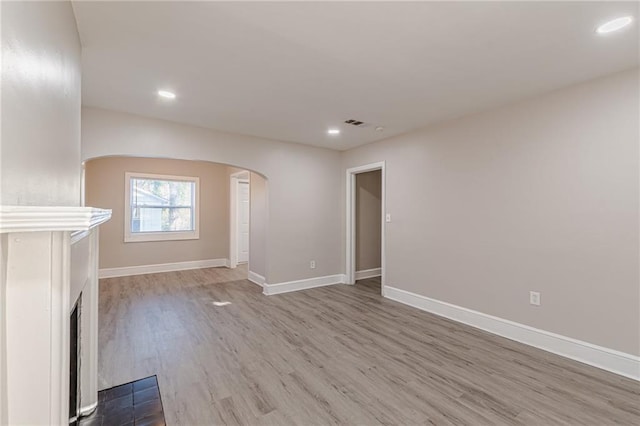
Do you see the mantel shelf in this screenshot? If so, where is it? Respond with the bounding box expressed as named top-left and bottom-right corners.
top-left (0, 205), bottom-right (112, 233)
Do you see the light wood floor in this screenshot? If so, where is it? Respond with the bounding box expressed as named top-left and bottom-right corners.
top-left (98, 266), bottom-right (639, 425)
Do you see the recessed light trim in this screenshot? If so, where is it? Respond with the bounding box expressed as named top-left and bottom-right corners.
top-left (596, 16), bottom-right (633, 34)
top-left (327, 129), bottom-right (340, 135)
top-left (158, 90), bottom-right (176, 99)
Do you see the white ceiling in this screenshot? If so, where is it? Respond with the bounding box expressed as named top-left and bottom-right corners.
top-left (73, 1), bottom-right (639, 151)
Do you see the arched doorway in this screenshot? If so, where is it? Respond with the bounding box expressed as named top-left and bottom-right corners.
top-left (83, 156), bottom-right (268, 286)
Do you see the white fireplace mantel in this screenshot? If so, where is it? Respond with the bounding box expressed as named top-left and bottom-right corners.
top-left (0, 205), bottom-right (112, 233)
top-left (0, 206), bottom-right (111, 426)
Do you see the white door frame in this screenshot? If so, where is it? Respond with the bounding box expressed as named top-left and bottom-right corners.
top-left (229, 171), bottom-right (250, 269)
top-left (345, 161), bottom-right (386, 294)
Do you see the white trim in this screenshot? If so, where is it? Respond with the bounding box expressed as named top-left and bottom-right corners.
top-left (229, 175), bottom-right (239, 268)
top-left (99, 258), bottom-right (229, 278)
top-left (345, 162), bottom-right (386, 296)
top-left (70, 230), bottom-right (90, 245)
top-left (230, 175), bottom-right (250, 269)
top-left (229, 171), bottom-right (250, 269)
top-left (2, 211), bottom-right (108, 424)
top-left (79, 230), bottom-right (100, 417)
top-left (0, 206), bottom-right (111, 233)
top-left (124, 172), bottom-right (200, 243)
top-left (124, 230), bottom-right (199, 243)
top-left (263, 274), bottom-right (346, 296)
top-left (5, 232), bottom-right (71, 424)
top-left (230, 170), bottom-right (250, 180)
top-left (248, 271), bottom-right (265, 287)
top-left (355, 268), bottom-right (382, 280)
top-left (79, 401), bottom-right (98, 417)
top-left (384, 286), bottom-right (640, 381)
top-left (236, 179), bottom-right (250, 264)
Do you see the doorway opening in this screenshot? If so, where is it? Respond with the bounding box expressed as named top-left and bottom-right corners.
top-left (229, 170), bottom-right (250, 269)
top-left (345, 161), bottom-right (386, 295)
top-left (83, 157), bottom-right (269, 286)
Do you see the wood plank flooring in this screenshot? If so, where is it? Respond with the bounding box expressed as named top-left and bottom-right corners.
top-left (97, 266), bottom-right (640, 425)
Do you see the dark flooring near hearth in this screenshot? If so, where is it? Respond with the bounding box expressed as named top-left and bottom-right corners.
top-left (97, 265), bottom-right (640, 425)
top-left (78, 376), bottom-right (165, 426)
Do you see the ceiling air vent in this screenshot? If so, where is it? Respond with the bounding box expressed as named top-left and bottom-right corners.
top-left (344, 119), bottom-right (367, 127)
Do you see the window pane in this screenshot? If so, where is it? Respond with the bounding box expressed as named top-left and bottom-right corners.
top-left (131, 178), bottom-right (193, 207)
top-left (130, 177), bottom-right (195, 234)
top-left (132, 207), bottom-right (194, 233)
top-left (162, 207), bottom-right (193, 231)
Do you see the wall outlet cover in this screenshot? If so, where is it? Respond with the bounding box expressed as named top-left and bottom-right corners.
top-left (530, 291), bottom-right (541, 306)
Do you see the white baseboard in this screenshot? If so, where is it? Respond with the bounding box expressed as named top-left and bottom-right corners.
top-left (385, 286), bottom-right (640, 381)
top-left (263, 274), bottom-right (346, 296)
top-left (99, 258), bottom-right (229, 278)
top-left (355, 267), bottom-right (382, 280)
top-left (248, 271), bottom-right (265, 287)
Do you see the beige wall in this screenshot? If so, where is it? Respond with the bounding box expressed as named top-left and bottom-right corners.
top-left (85, 157), bottom-right (231, 269)
top-left (82, 107), bottom-right (343, 284)
top-left (356, 170), bottom-right (381, 271)
top-left (1, 1), bottom-right (81, 206)
top-left (250, 173), bottom-right (268, 278)
top-left (343, 68), bottom-right (640, 355)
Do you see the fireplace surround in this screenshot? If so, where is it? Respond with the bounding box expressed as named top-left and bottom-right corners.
top-left (0, 206), bottom-right (111, 425)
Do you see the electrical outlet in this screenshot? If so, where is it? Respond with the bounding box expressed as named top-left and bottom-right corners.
top-left (529, 291), bottom-right (541, 306)
top-left (310, 260), bottom-right (316, 269)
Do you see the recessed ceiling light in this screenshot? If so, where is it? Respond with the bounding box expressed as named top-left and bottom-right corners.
top-left (327, 129), bottom-right (340, 135)
top-left (596, 16), bottom-right (633, 34)
top-left (158, 90), bottom-right (176, 99)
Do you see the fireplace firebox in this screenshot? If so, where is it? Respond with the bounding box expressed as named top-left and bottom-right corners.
top-left (69, 299), bottom-right (80, 424)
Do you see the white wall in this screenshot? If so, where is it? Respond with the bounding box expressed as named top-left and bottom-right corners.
top-left (81, 107), bottom-right (343, 284)
top-left (343, 68), bottom-right (640, 356)
top-left (0, 235), bottom-right (6, 426)
top-left (1, 1), bottom-right (82, 206)
top-left (0, 1), bottom-right (82, 423)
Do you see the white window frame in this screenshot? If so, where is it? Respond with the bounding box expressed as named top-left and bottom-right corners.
top-left (124, 172), bottom-right (200, 243)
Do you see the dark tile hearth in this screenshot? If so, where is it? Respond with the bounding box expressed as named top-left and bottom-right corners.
top-left (78, 376), bottom-right (165, 426)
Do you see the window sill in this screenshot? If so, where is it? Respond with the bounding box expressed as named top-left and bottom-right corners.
top-left (124, 231), bottom-right (199, 243)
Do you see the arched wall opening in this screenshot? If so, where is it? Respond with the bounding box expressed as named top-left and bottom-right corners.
top-left (83, 155), bottom-right (268, 283)
top-left (81, 106), bottom-right (344, 287)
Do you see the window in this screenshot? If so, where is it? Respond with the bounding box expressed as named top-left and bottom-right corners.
top-left (124, 172), bottom-right (199, 242)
